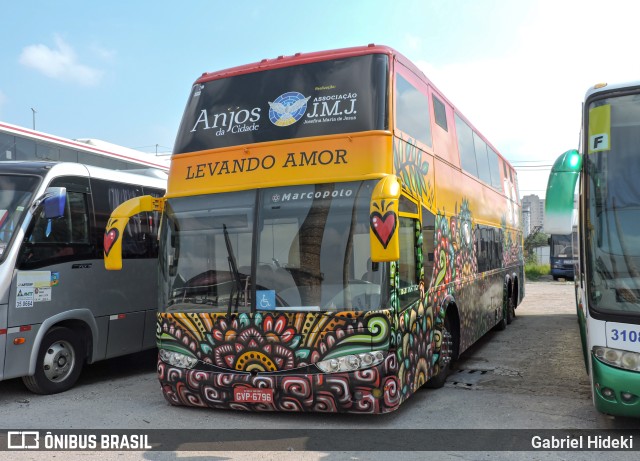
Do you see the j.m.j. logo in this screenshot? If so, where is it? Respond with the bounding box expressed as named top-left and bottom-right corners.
top-left (268, 92), bottom-right (310, 127)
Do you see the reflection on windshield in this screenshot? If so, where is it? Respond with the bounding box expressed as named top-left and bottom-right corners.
top-left (0, 175), bottom-right (39, 261)
top-left (586, 95), bottom-right (640, 316)
top-left (551, 234), bottom-right (576, 258)
top-left (159, 181), bottom-right (382, 313)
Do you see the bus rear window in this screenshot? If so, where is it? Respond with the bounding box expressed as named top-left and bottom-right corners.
top-left (174, 54), bottom-right (389, 153)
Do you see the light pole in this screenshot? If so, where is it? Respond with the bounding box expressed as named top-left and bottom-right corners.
top-left (31, 108), bottom-right (37, 130)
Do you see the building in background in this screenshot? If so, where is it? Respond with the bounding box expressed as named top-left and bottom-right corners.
top-left (522, 194), bottom-right (545, 236)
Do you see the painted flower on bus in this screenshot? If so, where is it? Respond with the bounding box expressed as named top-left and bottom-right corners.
top-left (393, 138), bottom-right (434, 208)
top-left (157, 310), bottom-right (400, 412)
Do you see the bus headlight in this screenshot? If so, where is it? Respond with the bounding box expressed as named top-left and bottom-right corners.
top-left (159, 348), bottom-right (197, 369)
top-left (593, 346), bottom-right (640, 371)
top-left (316, 351), bottom-right (385, 373)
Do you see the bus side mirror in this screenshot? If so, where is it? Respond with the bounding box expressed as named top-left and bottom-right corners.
top-left (544, 149), bottom-right (581, 235)
top-left (370, 175), bottom-right (401, 262)
top-left (42, 187), bottom-right (67, 219)
top-left (104, 195), bottom-right (165, 270)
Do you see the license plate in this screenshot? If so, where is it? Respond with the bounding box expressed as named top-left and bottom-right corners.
top-left (234, 387), bottom-right (274, 403)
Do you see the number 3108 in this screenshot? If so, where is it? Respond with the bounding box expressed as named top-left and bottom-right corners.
top-left (611, 329), bottom-right (640, 342)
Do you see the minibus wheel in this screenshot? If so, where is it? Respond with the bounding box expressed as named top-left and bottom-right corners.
top-left (22, 327), bottom-right (83, 394)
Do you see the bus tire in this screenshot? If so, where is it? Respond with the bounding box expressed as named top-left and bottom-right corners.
top-left (494, 283), bottom-right (513, 331)
top-left (425, 315), bottom-right (456, 389)
top-left (22, 327), bottom-right (83, 395)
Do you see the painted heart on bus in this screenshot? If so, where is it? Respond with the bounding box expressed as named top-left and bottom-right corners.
top-left (370, 211), bottom-right (397, 249)
top-left (104, 228), bottom-right (119, 256)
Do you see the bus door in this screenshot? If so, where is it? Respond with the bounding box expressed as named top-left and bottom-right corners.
top-left (394, 193), bottom-right (427, 384)
top-left (89, 178), bottom-right (158, 359)
top-left (421, 206), bottom-right (436, 292)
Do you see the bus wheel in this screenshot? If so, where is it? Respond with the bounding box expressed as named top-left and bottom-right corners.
top-left (22, 327), bottom-right (83, 394)
top-left (425, 316), bottom-right (455, 389)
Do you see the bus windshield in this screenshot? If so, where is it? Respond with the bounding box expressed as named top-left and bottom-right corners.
top-left (586, 94), bottom-right (640, 317)
top-left (551, 234), bottom-right (575, 258)
top-left (159, 180), bottom-right (382, 313)
top-left (174, 54), bottom-right (389, 153)
top-left (0, 174), bottom-right (40, 261)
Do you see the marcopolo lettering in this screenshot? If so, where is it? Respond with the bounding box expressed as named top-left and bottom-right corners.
top-left (278, 188), bottom-right (353, 202)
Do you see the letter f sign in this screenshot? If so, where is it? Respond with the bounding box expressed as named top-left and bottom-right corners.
top-left (589, 133), bottom-right (609, 152)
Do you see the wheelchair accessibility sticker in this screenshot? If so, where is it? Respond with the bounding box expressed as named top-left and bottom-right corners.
top-left (257, 290), bottom-right (276, 311)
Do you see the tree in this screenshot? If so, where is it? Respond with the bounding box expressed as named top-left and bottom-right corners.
top-left (524, 226), bottom-right (549, 264)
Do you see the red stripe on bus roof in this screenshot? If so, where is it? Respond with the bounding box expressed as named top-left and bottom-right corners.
top-left (0, 121), bottom-right (168, 169)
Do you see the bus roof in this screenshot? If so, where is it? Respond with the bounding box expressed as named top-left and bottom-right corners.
top-left (585, 81), bottom-right (640, 100)
top-left (0, 160), bottom-right (167, 188)
top-left (195, 44), bottom-right (399, 84)
top-left (0, 121), bottom-right (170, 171)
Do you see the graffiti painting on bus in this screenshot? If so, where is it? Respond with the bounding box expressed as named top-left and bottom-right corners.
top-left (157, 198), bottom-right (520, 412)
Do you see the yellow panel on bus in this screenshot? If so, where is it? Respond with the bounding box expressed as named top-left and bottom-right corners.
top-left (167, 132), bottom-right (394, 197)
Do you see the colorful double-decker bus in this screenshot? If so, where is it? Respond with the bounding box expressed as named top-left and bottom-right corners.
top-left (105, 45), bottom-right (524, 413)
top-left (546, 82), bottom-right (640, 418)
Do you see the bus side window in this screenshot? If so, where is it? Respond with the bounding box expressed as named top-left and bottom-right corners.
top-left (421, 207), bottom-right (435, 290)
top-left (398, 215), bottom-right (420, 310)
top-left (92, 179), bottom-right (153, 259)
top-left (21, 190), bottom-right (91, 267)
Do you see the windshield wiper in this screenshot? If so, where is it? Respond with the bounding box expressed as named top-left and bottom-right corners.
top-left (223, 224), bottom-right (243, 315)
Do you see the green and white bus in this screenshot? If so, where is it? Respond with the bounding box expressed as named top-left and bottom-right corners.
top-left (545, 81), bottom-right (640, 417)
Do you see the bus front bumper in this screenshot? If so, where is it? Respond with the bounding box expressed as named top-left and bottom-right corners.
top-left (157, 356), bottom-right (403, 414)
top-left (591, 354), bottom-right (640, 418)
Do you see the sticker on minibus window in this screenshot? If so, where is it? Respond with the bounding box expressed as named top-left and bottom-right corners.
top-left (588, 104), bottom-right (611, 153)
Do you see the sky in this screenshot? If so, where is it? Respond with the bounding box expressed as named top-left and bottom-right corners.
top-left (2, 0), bottom-right (640, 198)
